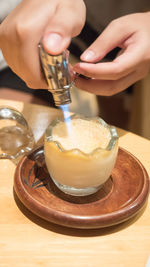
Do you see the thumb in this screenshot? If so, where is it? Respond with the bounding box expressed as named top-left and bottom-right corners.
top-left (42, 4), bottom-right (85, 55)
top-left (80, 17), bottom-right (133, 62)
top-left (42, 32), bottom-right (70, 56)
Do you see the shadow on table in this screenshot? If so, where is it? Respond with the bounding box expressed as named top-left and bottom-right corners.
top-left (13, 188), bottom-right (147, 237)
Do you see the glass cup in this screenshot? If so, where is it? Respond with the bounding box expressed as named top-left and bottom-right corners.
top-left (44, 114), bottom-right (118, 196)
top-left (0, 106), bottom-right (34, 160)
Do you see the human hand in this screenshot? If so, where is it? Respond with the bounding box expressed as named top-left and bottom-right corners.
top-left (73, 12), bottom-right (150, 96)
top-left (0, 0), bottom-right (86, 89)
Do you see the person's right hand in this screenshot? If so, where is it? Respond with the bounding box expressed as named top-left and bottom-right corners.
top-left (73, 12), bottom-right (150, 96)
top-left (0, 0), bottom-right (86, 89)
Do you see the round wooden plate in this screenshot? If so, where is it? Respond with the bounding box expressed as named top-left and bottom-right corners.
top-left (14, 146), bottom-right (150, 229)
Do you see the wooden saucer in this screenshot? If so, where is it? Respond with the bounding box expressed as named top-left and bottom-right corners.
top-left (14, 146), bottom-right (150, 229)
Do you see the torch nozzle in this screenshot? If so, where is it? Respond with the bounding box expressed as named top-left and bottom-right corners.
top-left (39, 43), bottom-right (72, 106)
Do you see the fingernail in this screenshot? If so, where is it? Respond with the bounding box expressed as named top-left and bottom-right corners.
top-left (81, 50), bottom-right (95, 61)
top-left (44, 33), bottom-right (62, 53)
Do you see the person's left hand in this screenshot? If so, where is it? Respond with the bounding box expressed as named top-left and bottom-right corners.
top-left (73, 12), bottom-right (150, 96)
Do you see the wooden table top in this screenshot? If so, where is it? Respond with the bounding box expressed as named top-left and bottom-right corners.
top-left (0, 99), bottom-right (150, 267)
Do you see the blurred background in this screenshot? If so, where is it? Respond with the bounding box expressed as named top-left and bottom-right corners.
top-left (0, 0), bottom-right (150, 139)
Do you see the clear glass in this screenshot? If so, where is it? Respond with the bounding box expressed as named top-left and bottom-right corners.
top-left (44, 114), bottom-right (118, 196)
top-left (0, 106), bottom-right (34, 160)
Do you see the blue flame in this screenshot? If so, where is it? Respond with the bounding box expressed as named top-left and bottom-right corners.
top-left (60, 104), bottom-right (72, 135)
top-left (60, 104), bottom-right (71, 123)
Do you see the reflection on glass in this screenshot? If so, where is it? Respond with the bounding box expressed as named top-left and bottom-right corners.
top-left (0, 106), bottom-right (34, 160)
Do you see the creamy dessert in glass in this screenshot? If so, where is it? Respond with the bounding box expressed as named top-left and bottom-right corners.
top-left (44, 114), bottom-right (118, 196)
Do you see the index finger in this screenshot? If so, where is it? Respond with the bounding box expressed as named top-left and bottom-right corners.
top-left (74, 41), bottom-right (145, 80)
